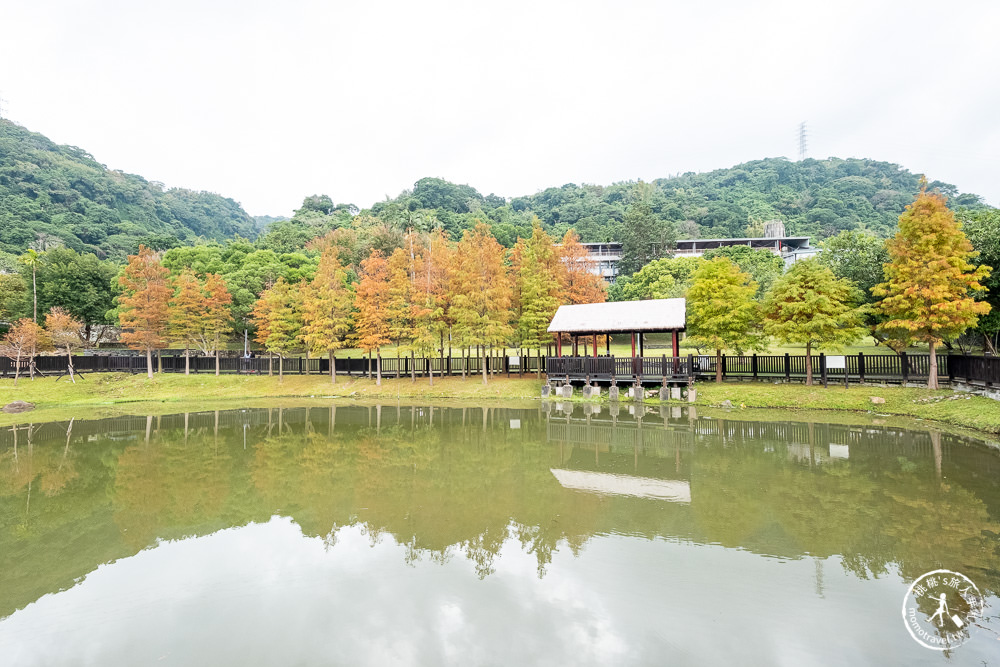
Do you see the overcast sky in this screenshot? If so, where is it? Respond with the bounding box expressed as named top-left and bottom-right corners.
top-left (2, 0), bottom-right (998, 216)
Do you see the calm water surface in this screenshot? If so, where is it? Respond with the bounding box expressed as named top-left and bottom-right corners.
top-left (1, 403), bottom-right (998, 666)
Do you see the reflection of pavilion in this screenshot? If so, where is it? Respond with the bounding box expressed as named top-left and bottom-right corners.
top-left (546, 409), bottom-right (693, 502)
top-left (550, 469), bottom-right (691, 502)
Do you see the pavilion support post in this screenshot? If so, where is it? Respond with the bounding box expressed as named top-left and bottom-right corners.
top-left (631, 333), bottom-right (636, 358)
top-left (573, 336), bottom-right (578, 356)
top-left (639, 333), bottom-right (644, 357)
top-left (556, 336), bottom-right (562, 357)
top-left (672, 331), bottom-right (679, 357)
top-left (606, 335), bottom-right (610, 355)
top-left (593, 334), bottom-right (597, 358)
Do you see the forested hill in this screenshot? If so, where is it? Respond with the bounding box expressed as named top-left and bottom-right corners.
top-left (0, 119), bottom-right (257, 260)
top-left (361, 159), bottom-right (989, 247)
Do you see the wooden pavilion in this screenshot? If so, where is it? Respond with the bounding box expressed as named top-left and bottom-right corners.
top-left (546, 298), bottom-right (688, 384)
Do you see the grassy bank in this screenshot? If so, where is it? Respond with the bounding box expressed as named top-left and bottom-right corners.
top-left (688, 383), bottom-right (1000, 435)
top-left (0, 373), bottom-right (998, 435)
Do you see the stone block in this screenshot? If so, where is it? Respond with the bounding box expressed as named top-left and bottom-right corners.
top-left (541, 383), bottom-right (552, 399)
top-left (670, 387), bottom-right (682, 400)
top-left (608, 385), bottom-right (620, 402)
top-left (559, 384), bottom-right (574, 399)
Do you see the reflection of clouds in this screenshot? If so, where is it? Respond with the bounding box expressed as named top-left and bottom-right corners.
top-left (0, 517), bottom-right (996, 666)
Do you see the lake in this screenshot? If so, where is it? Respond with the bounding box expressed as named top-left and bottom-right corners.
top-left (1, 403), bottom-right (998, 665)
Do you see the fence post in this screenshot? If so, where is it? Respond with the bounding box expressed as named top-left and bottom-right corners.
top-left (820, 353), bottom-right (827, 388)
top-left (784, 353), bottom-right (790, 382)
top-left (687, 354), bottom-right (694, 381)
top-left (751, 353), bottom-right (758, 381)
top-left (858, 352), bottom-right (865, 384)
top-left (901, 352), bottom-right (909, 385)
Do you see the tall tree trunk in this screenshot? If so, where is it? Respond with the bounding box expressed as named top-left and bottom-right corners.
top-left (65, 346), bottom-right (75, 384)
top-left (715, 349), bottom-right (722, 383)
top-left (928, 340), bottom-right (939, 389)
top-left (410, 350), bottom-right (416, 382)
top-left (536, 347), bottom-right (541, 379)
top-left (482, 349), bottom-right (488, 385)
top-left (278, 354), bottom-right (283, 383)
top-left (305, 349), bottom-right (310, 375)
top-left (376, 352), bottom-right (382, 386)
top-left (146, 348), bottom-right (154, 379)
top-left (32, 268), bottom-right (37, 323)
top-left (157, 350), bottom-right (162, 373)
top-left (428, 354), bottom-right (434, 387)
top-left (215, 348), bottom-right (220, 376)
top-left (805, 343), bottom-right (813, 386)
top-left (330, 350), bottom-right (336, 384)
top-left (13, 351), bottom-right (21, 386)
top-left (185, 348), bottom-right (190, 376)
top-left (268, 353), bottom-right (273, 376)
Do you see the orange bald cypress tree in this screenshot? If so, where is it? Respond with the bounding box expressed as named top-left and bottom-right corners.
top-left (45, 307), bottom-right (83, 383)
top-left (251, 278), bottom-right (301, 382)
top-left (168, 269), bottom-right (204, 375)
top-left (118, 245), bottom-right (171, 379)
top-left (355, 251), bottom-right (392, 386)
top-left (451, 222), bottom-right (513, 384)
top-left (202, 273), bottom-right (233, 376)
top-left (874, 185), bottom-right (992, 389)
top-left (558, 229), bottom-right (607, 305)
top-left (387, 247), bottom-right (415, 377)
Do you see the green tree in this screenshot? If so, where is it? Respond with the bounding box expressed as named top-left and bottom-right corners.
top-left (515, 222), bottom-right (560, 377)
top-left (35, 248), bottom-right (117, 344)
top-left (763, 259), bottom-right (867, 385)
top-left (702, 245), bottom-right (784, 297)
top-left (301, 247), bottom-right (354, 383)
top-left (685, 258), bottom-right (765, 382)
top-left (18, 249), bottom-right (42, 322)
top-left (619, 196), bottom-right (675, 276)
top-left (616, 256), bottom-right (704, 301)
top-left (959, 208), bottom-right (1000, 353)
top-left (0, 274), bottom-right (28, 323)
top-left (873, 187), bottom-right (991, 389)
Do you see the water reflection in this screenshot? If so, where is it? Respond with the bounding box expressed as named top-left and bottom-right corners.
top-left (0, 404), bottom-right (998, 663)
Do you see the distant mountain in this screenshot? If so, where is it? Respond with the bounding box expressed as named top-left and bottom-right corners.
top-left (369, 160), bottom-right (990, 245)
top-left (0, 119), bottom-right (257, 259)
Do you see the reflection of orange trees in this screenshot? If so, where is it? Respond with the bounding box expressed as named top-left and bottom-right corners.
top-left (113, 427), bottom-right (232, 550)
top-left (240, 409), bottom-right (605, 577)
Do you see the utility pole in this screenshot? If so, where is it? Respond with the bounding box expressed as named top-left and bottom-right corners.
top-left (798, 122), bottom-right (807, 161)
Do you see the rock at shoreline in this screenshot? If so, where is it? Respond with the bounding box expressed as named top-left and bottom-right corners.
top-left (720, 399), bottom-right (734, 409)
top-left (870, 396), bottom-right (886, 405)
top-left (3, 400), bottom-right (35, 414)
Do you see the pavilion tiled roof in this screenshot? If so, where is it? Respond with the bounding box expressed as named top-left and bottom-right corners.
top-left (547, 298), bottom-right (686, 334)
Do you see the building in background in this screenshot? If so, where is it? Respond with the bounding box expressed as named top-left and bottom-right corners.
top-left (579, 222), bottom-right (818, 282)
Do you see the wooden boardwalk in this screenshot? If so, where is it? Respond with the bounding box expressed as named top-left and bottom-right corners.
top-left (545, 353), bottom-right (1000, 387)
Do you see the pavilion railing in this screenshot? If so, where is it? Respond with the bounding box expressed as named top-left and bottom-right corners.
top-left (547, 352), bottom-right (998, 386)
